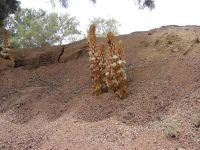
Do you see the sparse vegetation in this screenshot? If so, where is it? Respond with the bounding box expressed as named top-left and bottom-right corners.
top-left (163, 118), bottom-right (180, 139)
top-left (177, 147), bottom-right (185, 150)
top-left (191, 112), bottom-right (200, 128)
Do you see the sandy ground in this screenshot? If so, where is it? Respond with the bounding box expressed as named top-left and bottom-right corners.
top-left (0, 25), bottom-right (200, 150)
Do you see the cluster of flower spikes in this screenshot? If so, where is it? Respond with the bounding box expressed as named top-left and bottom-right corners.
top-left (106, 32), bottom-right (127, 99)
top-left (88, 24), bottom-right (106, 95)
top-left (0, 29), bottom-right (15, 67)
top-left (87, 24), bottom-right (127, 99)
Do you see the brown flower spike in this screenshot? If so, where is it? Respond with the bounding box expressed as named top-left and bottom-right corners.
top-left (1, 29), bottom-right (15, 67)
top-left (106, 32), bottom-right (127, 98)
top-left (9, 48), bottom-right (15, 67)
top-left (106, 32), bottom-right (117, 93)
top-left (2, 29), bottom-right (9, 49)
top-left (88, 24), bottom-right (104, 95)
top-left (115, 40), bottom-right (127, 99)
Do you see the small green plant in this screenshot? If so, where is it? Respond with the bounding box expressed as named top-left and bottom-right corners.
top-left (163, 118), bottom-right (180, 139)
top-left (191, 112), bottom-right (200, 128)
top-left (177, 147), bottom-right (185, 150)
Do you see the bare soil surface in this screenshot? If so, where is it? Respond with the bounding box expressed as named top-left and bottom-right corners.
top-left (0, 25), bottom-right (200, 150)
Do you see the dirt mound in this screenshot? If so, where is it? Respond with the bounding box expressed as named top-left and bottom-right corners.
top-left (4, 39), bottom-right (88, 69)
top-left (0, 25), bottom-right (200, 149)
top-left (13, 45), bottom-right (63, 68)
top-left (149, 26), bottom-right (200, 54)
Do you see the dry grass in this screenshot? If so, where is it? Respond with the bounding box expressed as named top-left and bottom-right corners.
top-left (163, 118), bottom-right (180, 139)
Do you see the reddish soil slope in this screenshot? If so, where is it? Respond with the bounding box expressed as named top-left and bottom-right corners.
top-left (0, 25), bottom-right (200, 150)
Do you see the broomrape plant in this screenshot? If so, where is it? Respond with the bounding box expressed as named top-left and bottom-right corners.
top-left (1, 29), bottom-right (15, 67)
top-left (106, 32), bottom-right (127, 98)
top-left (87, 24), bottom-right (127, 99)
top-left (115, 40), bottom-right (127, 99)
top-left (106, 32), bottom-right (117, 93)
top-left (88, 24), bottom-right (104, 95)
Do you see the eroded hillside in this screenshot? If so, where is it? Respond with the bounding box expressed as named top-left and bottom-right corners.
top-left (0, 25), bottom-right (200, 150)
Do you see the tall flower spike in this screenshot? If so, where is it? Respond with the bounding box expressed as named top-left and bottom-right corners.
top-left (98, 42), bottom-right (106, 87)
top-left (9, 48), bottom-right (15, 67)
top-left (117, 40), bottom-right (125, 59)
top-left (107, 32), bottom-right (115, 46)
top-left (88, 24), bottom-right (96, 81)
top-left (88, 24), bottom-right (103, 95)
top-left (2, 29), bottom-right (9, 48)
top-left (106, 32), bottom-right (118, 93)
top-left (0, 29), bottom-right (11, 61)
top-left (88, 24), bottom-right (96, 47)
top-left (115, 40), bottom-right (127, 99)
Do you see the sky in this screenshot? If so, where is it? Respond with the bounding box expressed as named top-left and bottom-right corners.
top-left (20, 0), bottom-right (200, 35)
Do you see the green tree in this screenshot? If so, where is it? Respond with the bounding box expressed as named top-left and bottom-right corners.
top-left (6, 8), bottom-right (81, 48)
top-left (89, 17), bottom-right (120, 37)
top-left (46, 13), bottom-right (81, 44)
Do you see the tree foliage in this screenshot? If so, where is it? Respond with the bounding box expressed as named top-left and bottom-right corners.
top-left (50, 0), bottom-right (69, 8)
top-left (5, 8), bottom-right (81, 48)
top-left (55, 0), bottom-right (155, 9)
top-left (136, 0), bottom-right (155, 10)
top-left (89, 17), bottom-right (120, 37)
top-left (0, 0), bottom-right (20, 27)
